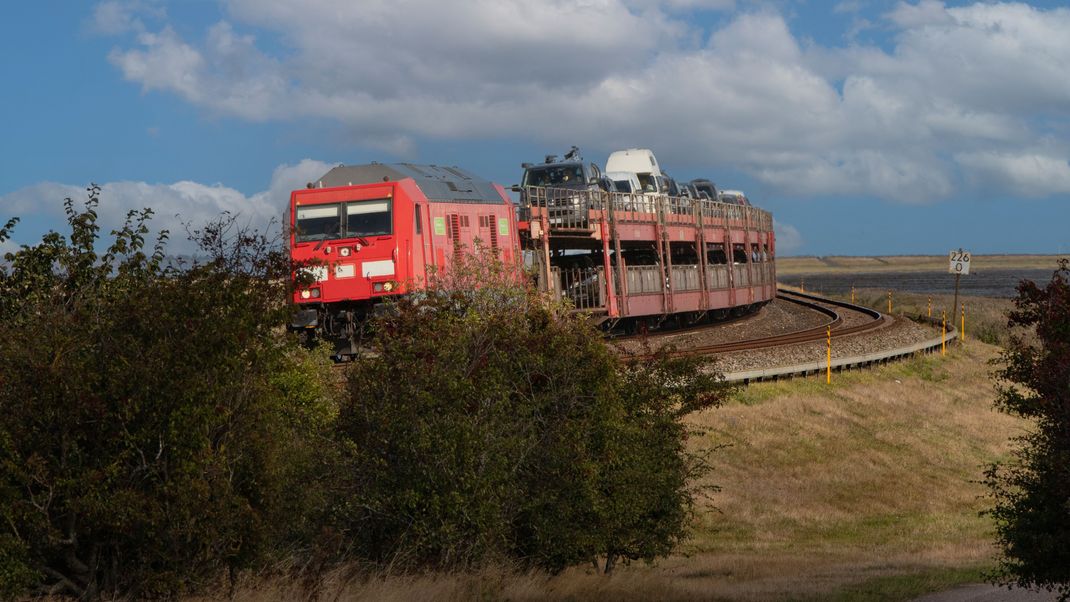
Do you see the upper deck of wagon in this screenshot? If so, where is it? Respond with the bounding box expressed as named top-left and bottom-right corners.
top-left (520, 186), bottom-right (776, 324)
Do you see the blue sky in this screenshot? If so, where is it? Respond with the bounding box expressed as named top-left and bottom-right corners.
top-left (2, 0), bottom-right (1069, 256)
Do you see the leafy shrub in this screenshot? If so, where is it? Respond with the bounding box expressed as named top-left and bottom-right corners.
top-left (0, 189), bottom-right (337, 598)
top-left (332, 247), bottom-right (731, 573)
top-left (985, 259), bottom-right (1070, 600)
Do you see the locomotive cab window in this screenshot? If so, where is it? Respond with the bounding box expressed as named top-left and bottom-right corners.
top-left (295, 204), bottom-right (341, 242)
top-left (295, 199), bottom-right (392, 243)
top-left (345, 199), bottom-right (392, 238)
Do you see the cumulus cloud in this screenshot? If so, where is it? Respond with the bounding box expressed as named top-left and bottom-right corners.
top-left (627, 0), bottom-right (734, 11)
top-left (885, 0), bottom-right (952, 28)
top-left (957, 151), bottom-right (1070, 197)
top-left (774, 221), bottom-right (803, 255)
top-left (87, 0), bottom-right (164, 35)
top-left (0, 159), bottom-right (334, 255)
top-left (101, 0), bottom-right (1070, 200)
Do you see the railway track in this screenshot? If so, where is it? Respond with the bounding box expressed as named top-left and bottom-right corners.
top-left (334, 289), bottom-right (952, 384)
top-left (627, 289), bottom-right (886, 358)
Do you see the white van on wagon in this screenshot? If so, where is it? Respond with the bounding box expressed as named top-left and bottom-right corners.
top-left (605, 171), bottom-right (647, 212)
top-left (605, 148), bottom-right (666, 195)
top-left (605, 171), bottom-right (641, 195)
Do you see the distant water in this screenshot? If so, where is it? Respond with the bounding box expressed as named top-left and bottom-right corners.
top-left (778, 268), bottom-right (1058, 298)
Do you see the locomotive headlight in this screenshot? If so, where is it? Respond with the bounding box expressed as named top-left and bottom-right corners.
top-left (383, 281), bottom-right (395, 292)
top-left (373, 282), bottom-right (384, 292)
top-left (340, 247), bottom-right (351, 257)
top-left (300, 289), bottom-right (312, 300)
top-left (311, 288), bottom-right (321, 299)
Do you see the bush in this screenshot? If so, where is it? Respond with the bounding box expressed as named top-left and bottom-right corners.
top-left (0, 189), bottom-right (337, 598)
top-left (332, 247), bottom-right (731, 573)
top-left (985, 259), bottom-right (1070, 600)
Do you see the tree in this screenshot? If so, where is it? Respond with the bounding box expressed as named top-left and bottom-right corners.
top-left (0, 188), bottom-right (337, 599)
top-left (985, 259), bottom-right (1070, 600)
top-left (332, 245), bottom-right (732, 573)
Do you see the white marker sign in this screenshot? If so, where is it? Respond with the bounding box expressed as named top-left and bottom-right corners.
top-left (949, 249), bottom-right (971, 275)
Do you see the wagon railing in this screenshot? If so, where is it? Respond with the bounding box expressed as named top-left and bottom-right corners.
top-left (524, 186), bottom-right (604, 230)
top-left (553, 266), bottom-right (605, 310)
top-left (524, 187), bottom-right (773, 232)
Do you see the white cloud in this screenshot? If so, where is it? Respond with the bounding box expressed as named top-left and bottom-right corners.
top-left (0, 160), bottom-right (334, 255)
top-left (100, 1), bottom-right (1070, 201)
top-left (774, 221), bottom-right (803, 255)
top-left (87, 0), bottom-right (164, 35)
top-left (957, 151), bottom-right (1070, 197)
top-left (626, 0), bottom-right (734, 10)
top-left (885, 0), bottom-right (952, 28)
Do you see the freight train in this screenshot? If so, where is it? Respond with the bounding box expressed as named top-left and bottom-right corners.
top-left (287, 153), bottom-right (776, 357)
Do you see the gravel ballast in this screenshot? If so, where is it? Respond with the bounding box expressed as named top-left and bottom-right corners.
top-left (613, 297), bottom-right (943, 375)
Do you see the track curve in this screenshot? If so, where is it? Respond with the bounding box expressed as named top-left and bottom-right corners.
top-left (626, 289), bottom-right (886, 359)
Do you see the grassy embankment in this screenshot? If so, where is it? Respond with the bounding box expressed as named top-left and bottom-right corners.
top-left (221, 338), bottom-right (1025, 601)
top-left (776, 254), bottom-right (1061, 276)
top-left (777, 254), bottom-right (1062, 345)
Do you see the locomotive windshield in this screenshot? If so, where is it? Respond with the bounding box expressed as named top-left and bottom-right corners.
top-left (295, 199), bottom-right (393, 243)
top-left (345, 199), bottom-right (392, 237)
top-left (523, 165), bottom-right (585, 187)
top-left (295, 204), bottom-right (341, 242)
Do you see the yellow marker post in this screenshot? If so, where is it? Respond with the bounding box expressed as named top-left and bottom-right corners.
top-left (801, 278), bottom-right (805, 292)
top-left (941, 311), bottom-right (947, 356)
top-left (851, 285), bottom-right (856, 303)
top-left (887, 290), bottom-right (893, 314)
top-left (826, 326), bottom-right (832, 384)
top-left (927, 296), bottom-right (932, 318)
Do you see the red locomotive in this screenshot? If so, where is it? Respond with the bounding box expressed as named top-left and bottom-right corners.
top-left (288, 158), bottom-right (776, 356)
top-left (287, 163), bottom-right (518, 354)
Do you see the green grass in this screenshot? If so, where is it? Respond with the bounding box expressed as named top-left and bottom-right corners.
top-left (728, 351), bottom-right (955, 408)
top-left (794, 566), bottom-right (989, 602)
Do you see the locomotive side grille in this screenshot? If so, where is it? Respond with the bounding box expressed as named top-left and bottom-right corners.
top-left (449, 214), bottom-right (462, 259)
top-left (488, 214), bottom-right (499, 250)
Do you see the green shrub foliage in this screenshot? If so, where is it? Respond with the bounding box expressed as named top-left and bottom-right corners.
top-left (0, 188), bottom-right (336, 599)
top-left (985, 259), bottom-right (1070, 600)
top-left (0, 189), bottom-right (733, 596)
top-left (334, 247), bottom-right (731, 573)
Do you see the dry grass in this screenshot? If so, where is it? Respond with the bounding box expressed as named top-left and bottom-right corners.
top-left (777, 282), bottom-right (1020, 347)
top-left (777, 255), bottom-right (1063, 276)
top-left (675, 342), bottom-right (1023, 600)
top-left (212, 343), bottom-right (1026, 601)
top-left (845, 289), bottom-right (1018, 346)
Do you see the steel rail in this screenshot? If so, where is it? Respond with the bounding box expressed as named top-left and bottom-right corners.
top-left (623, 289), bottom-right (885, 359)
